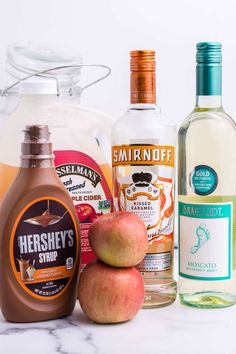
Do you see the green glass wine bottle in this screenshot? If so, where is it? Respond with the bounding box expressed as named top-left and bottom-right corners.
top-left (178, 42), bottom-right (236, 308)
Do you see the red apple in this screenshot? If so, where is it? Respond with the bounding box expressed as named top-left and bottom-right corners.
top-left (78, 261), bottom-right (144, 324)
top-left (88, 211), bottom-right (148, 267)
top-left (87, 213), bottom-right (98, 223)
top-left (75, 203), bottom-right (96, 223)
top-left (87, 212), bottom-right (104, 223)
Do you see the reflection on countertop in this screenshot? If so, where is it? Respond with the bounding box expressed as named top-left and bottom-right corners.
top-left (0, 299), bottom-right (235, 354)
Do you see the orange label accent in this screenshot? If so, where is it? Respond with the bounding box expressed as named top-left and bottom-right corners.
top-left (127, 192), bottom-right (159, 201)
top-left (14, 264), bottom-right (75, 284)
top-left (112, 145), bottom-right (175, 167)
top-left (130, 72), bottom-right (156, 104)
top-left (130, 51), bottom-right (156, 104)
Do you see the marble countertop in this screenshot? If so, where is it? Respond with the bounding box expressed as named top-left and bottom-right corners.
top-left (0, 298), bottom-right (235, 354)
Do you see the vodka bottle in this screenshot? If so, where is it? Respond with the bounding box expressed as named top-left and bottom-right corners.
top-left (112, 50), bottom-right (177, 308)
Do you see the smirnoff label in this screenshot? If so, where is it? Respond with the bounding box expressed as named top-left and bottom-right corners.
top-left (112, 144), bottom-right (175, 272)
top-left (112, 145), bottom-right (175, 167)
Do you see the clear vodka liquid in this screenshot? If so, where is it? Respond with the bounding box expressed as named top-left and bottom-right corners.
top-left (112, 50), bottom-right (177, 308)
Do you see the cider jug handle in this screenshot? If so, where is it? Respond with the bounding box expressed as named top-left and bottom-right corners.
top-left (90, 114), bottom-right (114, 166)
top-left (0, 65), bottom-right (111, 97)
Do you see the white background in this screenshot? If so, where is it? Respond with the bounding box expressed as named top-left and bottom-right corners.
top-left (0, 0), bottom-right (236, 126)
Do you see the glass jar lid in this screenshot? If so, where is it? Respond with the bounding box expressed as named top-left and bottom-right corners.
top-left (6, 42), bottom-right (83, 95)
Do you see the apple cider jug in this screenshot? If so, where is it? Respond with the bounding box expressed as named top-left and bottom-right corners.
top-left (0, 43), bottom-right (113, 271)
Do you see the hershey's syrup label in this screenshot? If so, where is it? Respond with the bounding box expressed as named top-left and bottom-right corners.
top-left (10, 197), bottom-right (79, 300)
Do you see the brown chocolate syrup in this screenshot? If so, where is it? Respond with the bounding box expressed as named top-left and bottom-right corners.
top-left (0, 125), bottom-right (80, 322)
top-left (24, 200), bottom-right (68, 227)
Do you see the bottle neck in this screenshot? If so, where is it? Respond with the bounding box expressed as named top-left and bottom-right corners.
top-left (19, 94), bottom-right (59, 108)
top-left (196, 63), bottom-right (222, 108)
top-left (20, 125), bottom-right (54, 168)
top-left (129, 103), bottom-right (156, 110)
top-left (20, 158), bottom-right (55, 169)
top-left (130, 71), bottom-right (156, 105)
top-left (196, 95), bottom-right (222, 108)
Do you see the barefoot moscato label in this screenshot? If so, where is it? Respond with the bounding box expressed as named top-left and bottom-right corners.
top-left (179, 199), bottom-right (233, 281)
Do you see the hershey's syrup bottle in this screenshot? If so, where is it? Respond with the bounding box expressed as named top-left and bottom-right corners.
top-left (0, 125), bottom-right (80, 322)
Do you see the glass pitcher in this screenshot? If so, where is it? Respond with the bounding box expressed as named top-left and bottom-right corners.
top-left (0, 42), bottom-right (113, 270)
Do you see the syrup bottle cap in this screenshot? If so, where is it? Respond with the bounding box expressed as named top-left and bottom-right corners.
top-left (21, 125), bottom-right (53, 159)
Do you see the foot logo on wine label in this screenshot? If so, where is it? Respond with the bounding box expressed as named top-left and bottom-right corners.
top-left (190, 223), bottom-right (211, 254)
